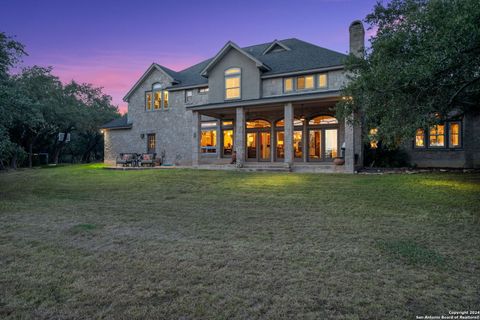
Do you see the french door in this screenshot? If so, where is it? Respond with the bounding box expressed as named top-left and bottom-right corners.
top-left (308, 128), bottom-right (338, 161)
top-left (247, 131), bottom-right (271, 161)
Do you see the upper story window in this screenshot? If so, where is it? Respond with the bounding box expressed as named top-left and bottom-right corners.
top-left (199, 87), bottom-right (209, 94)
top-left (318, 74), bottom-right (328, 88)
top-left (225, 68), bottom-right (241, 100)
top-left (284, 78), bottom-right (294, 92)
top-left (145, 92), bottom-right (152, 111)
top-left (185, 90), bottom-right (193, 104)
top-left (146, 83), bottom-right (168, 111)
top-left (297, 75), bottom-right (314, 90)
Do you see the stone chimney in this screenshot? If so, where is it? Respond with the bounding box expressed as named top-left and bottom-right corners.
top-left (349, 20), bottom-right (365, 58)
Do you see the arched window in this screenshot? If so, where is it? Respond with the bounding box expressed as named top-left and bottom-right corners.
top-left (246, 119), bottom-right (271, 128)
top-left (225, 68), bottom-right (241, 100)
top-left (308, 115), bottom-right (338, 125)
top-left (275, 118), bottom-right (304, 127)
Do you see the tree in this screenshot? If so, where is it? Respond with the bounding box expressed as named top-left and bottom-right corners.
top-left (336, 0), bottom-right (480, 147)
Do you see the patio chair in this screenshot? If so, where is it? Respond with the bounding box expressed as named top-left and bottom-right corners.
top-left (116, 153), bottom-right (134, 167)
top-left (140, 153), bottom-right (156, 167)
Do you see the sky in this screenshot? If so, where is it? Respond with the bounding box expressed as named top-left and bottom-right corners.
top-left (0, 0), bottom-right (379, 113)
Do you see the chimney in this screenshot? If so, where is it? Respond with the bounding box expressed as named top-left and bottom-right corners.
top-left (349, 20), bottom-right (365, 58)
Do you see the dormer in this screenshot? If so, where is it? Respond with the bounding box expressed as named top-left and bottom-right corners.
top-left (262, 40), bottom-right (291, 55)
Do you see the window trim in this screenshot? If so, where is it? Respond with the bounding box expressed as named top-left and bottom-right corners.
top-left (296, 75), bottom-right (314, 91)
top-left (428, 124), bottom-right (446, 148)
top-left (185, 90), bottom-right (193, 104)
top-left (283, 77), bottom-right (294, 93)
top-left (448, 121), bottom-right (462, 148)
top-left (224, 67), bottom-right (241, 100)
top-left (200, 120), bottom-right (219, 155)
top-left (414, 120), bottom-right (463, 150)
top-left (145, 91), bottom-right (152, 111)
top-left (317, 73), bottom-right (328, 89)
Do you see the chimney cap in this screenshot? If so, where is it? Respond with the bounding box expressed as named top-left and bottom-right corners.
top-left (349, 20), bottom-right (364, 29)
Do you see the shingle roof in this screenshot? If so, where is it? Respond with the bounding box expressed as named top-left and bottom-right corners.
top-left (167, 38), bottom-right (347, 90)
top-left (101, 116), bottom-right (131, 129)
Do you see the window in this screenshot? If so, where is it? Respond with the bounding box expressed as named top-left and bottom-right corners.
top-left (415, 129), bottom-right (425, 148)
top-left (185, 90), bottom-right (193, 104)
top-left (145, 92), bottom-right (152, 111)
top-left (369, 128), bottom-right (378, 149)
top-left (154, 91), bottom-right (161, 110)
top-left (201, 121), bottom-right (217, 154)
top-left (225, 68), bottom-right (241, 99)
top-left (308, 115), bottom-right (338, 125)
top-left (318, 74), bottom-right (328, 88)
top-left (297, 75), bottom-right (314, 90)
top-left (246, 119), bottom-right (270, 128)
top-left (221, 120), bottom-right (234, 157)
top-left (147, 133), bottom-right (156, 153)
top-left (163, 91), bottom-right (169, 109)
top-left (199, 87), bottom-right (209, 94)
top-left (449, 122), bottom-right (461, 148)
top-left (429, 124), bottom-right (445, 147)
top-left (284, 78), bottom-right (294, 92)
top-left (147, 84), bottom-right (168, 111)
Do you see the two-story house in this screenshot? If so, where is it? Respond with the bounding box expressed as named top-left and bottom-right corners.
top-left (101, 21), bottom-right (480, 171)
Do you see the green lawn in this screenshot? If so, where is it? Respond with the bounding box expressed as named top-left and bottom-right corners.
top-left (0, 165), bottom-right (479, 319)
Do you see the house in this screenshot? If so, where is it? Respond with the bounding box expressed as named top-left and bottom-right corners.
top-left (101, 21), bottom-right (480, 171)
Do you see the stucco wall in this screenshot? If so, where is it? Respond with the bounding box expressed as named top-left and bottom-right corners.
top-left (208, 48), bottom-right (261, 104)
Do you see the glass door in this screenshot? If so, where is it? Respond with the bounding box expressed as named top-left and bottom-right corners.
top-left (247, 132), bottom-right (257, 159)
top-left (308, 129), bottom-right (322, 160)
top-left (259, 132), bottom-right (271, 161)
top-left (325, 129), bottom-right (338, 159)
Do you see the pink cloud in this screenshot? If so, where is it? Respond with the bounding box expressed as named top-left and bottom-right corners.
top-left (20, 50), bottom-right (205, 114)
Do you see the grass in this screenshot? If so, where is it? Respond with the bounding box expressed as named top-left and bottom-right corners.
top-left (0, 164), bottom-right (479, 319)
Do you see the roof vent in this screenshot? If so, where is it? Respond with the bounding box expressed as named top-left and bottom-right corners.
top-left (263, 40), bottom-right (291, 55)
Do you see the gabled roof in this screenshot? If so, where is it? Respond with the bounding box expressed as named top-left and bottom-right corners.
top-left (101, 116), bottom-right (131, 130)
top-left (123, 63), bottom-right (180, 101)
top-left (200, 41), bottom-right (271, 77)
top-left (130, 38), bottom-right (347, 92)
top-left (262, 40), bottom-right (291, 55)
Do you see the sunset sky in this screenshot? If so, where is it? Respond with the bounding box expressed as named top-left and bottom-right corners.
top-left (1, 0), bottom-right (378, 113)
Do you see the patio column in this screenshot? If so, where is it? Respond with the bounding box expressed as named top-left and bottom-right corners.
top-left (192, 111), bottom-right (200, 166)
top-left (344, 114), bottom-right (355, 173)
top-left (284, 102), bottom-right (294, 166)
top-left (235, 107), bottom-right (245, 167)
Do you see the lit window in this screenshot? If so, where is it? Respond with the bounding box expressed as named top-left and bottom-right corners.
top-left (293, 131), bottom-right (303, 158)
top-left (308, 116), bottom-right (338, 125)
top-left (297, 75), bottom-right (314, 90)
top-left (318, 74), bottom-right (327, 88)
top-left (163, 91), bottom-right (168, 109)
top-left (198, 87), bottom-right (209, 94)
top-left (145, 92), bottom-right (152, 111)
top-left (246, 119), bottom-right (270, 128)
top-left (201, 122), bottom-right (217, 154)
top-left (222, 129), bottom-right (234, 156)
top-left (369, 128), bottom-right (378, 149)
top-left (225, 68), bottom-right (241, 100)
top-left (185, 90), bottom-right (193, 104)
top-left (154, 91), bottom-right (161, 110)
top-left (429, 124), bottom-right (445, 147)
top-left (222, 120), bottom-right (233, 126)
top-left (284, 78), bottom-right (293, 92)
top-left (449, 122), bottom-right (461, 148)
top-left (415, 129), bottom-right (425, 148)
top-left (275, 118), bottom-right (304, 127)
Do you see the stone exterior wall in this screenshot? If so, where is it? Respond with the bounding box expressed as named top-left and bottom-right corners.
top-left (104, 68), bottom-right (194, 166)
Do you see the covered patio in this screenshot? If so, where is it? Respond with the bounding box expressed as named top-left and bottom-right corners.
top-left (190, 93), bottom-right (361, 173)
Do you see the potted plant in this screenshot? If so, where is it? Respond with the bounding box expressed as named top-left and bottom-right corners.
top-left (333, 157), bottom-right (345, 165)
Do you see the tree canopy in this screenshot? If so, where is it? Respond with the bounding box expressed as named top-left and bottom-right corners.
top-left (0, 32), bottom-right (120, 169)
top-left (336, 0), bottom-right (480, 147)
